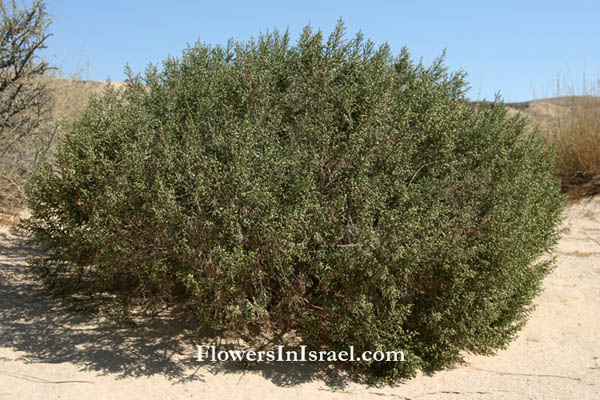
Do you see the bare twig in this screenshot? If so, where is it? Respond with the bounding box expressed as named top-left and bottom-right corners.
top-left (408, 161), bottom-right (436, 187)
top-left (469, 366), bottom-right (582, 381)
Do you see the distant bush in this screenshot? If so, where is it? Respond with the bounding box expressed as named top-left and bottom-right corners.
top-left (24, 21), bottom-right (564, 383)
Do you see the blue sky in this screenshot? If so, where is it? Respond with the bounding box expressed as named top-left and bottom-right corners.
top-left (41, 0), bottom-right (599, 102)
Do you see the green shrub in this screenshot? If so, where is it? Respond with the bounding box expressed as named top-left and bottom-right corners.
top-left (24, 21), bottom-right (564, 383)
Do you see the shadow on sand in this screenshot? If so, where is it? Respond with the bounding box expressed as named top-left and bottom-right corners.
top-left (0, 226), bottom-right (351, 389)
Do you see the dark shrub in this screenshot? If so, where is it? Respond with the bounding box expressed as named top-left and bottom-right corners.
top-left (24, 21), bottom-right (564, 383)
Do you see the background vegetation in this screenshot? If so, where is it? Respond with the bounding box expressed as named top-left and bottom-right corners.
top-left (0, 0), bottom-right (100, 223)
top-left (1, 0), bottom-right (53, 213)
top-left (543, 76), bottom-right (600, 198)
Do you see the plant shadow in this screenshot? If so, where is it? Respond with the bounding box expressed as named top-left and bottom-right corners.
top-left (0, 226), bottom-right (351, 389)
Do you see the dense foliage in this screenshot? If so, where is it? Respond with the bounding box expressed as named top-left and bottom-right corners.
top-left (25, 22), bottom-right (564, 383)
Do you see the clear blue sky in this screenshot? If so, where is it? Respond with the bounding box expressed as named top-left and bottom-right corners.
top-left (41, 0), bottom-right (599, 102)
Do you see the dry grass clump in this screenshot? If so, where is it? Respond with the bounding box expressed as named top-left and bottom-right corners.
top-left (544, 76), bottom-right (600, 198)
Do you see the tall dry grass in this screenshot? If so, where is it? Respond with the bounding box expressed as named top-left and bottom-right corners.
top-left (543, 75), bottom-right (600, 198)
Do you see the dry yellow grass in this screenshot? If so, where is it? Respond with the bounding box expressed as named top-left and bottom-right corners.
top-left (505, 77), bottom-right (600, 198)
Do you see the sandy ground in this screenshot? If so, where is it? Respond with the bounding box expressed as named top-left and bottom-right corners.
top-left (1, 198), bottom-right (599, 400)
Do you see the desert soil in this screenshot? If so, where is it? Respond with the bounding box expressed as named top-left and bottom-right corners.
top-left (1, 197), bottom-right (599, 399)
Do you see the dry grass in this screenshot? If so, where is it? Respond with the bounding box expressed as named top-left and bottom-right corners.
top-left (534, 76), bottom-right (600, 198)
top-left (498, 74), bottom-right (600, 199)
top-left (549, 95), bottom-right (600, 197)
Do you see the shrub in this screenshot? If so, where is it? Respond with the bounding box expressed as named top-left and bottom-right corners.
top-left (24, 21), bottom-right (564, 383)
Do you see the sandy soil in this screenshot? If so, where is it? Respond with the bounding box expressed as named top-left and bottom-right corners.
top-left (1, 198), bottom-right (599, 399)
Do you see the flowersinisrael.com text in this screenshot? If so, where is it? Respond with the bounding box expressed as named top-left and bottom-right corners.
top-left (197, 345), bottom-right (405, 363)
